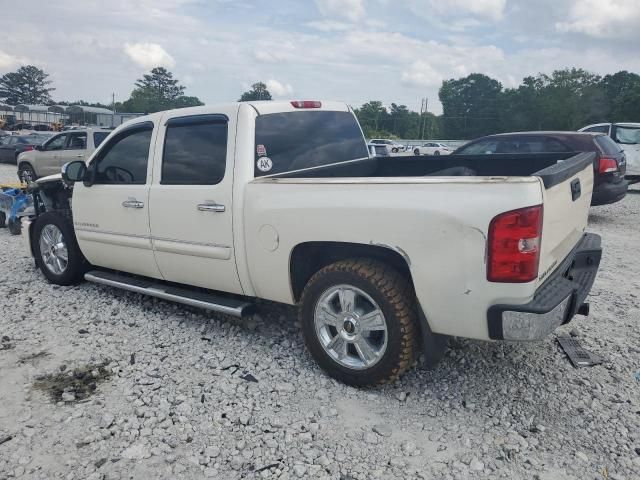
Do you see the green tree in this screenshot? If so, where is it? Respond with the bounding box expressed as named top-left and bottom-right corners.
top-left (601, 71), bottom-right (640, 122)
top-left (0, 65), bottom-right (55, 105)
top-left (439, 74), bottom-right (502, 139)
top-left (120, 67), bottom-right (203, 113)
top-left (238, 82), bottom-right (272, 101)
top-left (354, 101), bottom-right (389, 138)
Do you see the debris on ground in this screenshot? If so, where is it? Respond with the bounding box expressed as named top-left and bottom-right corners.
top-left (557, 336), bottom-right (603, 368)
top-left (32, 362), bottom-right (112, 403)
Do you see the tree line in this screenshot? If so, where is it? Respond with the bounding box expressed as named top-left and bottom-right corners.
top-left (0, 66), bottom-right (273, 115)
top-left (358, 68), bottom-right (640, 140)
top-left (1, 65), bottom-right (638, 139)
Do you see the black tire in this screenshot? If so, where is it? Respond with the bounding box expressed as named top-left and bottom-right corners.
top-left (7, 217), bottom-right (21, 235)
top-left (0, 211), bottom-right (5, 228)
top-left (32, 212), bottom-right (87, 285)
top-left (391, 148), bottom-right (398, 153)
top-left (299, 259), bottom-right (418, 387)
top-left (18, 163), bottom-right (37, 183)
top-left (434, 150), bottom-right (441, 156)
top-left (413, 149), bottom-right (420, 156)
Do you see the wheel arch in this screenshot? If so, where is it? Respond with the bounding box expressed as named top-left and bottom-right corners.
top-left (289, 241), bottom-right (413, 303)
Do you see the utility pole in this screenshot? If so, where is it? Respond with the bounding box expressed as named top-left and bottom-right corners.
top-left (418, 98), bottom-right (425, 141)
top-left (421, 97), bottom-right (428, 140)
top-left (111, 93), bottom-right (116, 128)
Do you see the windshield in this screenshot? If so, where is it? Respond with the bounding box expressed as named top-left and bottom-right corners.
top-left (254, 111), bottom-right (368, 176)
top-left (613, 125), bottom-right (640, 145)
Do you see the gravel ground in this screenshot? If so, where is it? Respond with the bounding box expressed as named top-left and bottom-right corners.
top-left (0, 163), bottom-right (639, 480)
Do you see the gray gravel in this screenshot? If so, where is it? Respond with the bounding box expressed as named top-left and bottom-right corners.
top-left (1, 163), bottom-right (639, 479)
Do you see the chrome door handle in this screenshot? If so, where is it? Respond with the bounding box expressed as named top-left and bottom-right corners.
top-left (122, 199), bottom-right (144, 209)
top-left (197, 202), bottom-right (225, 213)
top-left (76, 154), bottom-right (84, 158)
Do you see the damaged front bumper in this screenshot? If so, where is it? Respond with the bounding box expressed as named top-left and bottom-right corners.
top-left (487, 233), bottom-right (602, 341)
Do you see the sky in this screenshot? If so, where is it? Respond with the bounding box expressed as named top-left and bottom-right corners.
top-left (1, 0), bottom-right (639, 114)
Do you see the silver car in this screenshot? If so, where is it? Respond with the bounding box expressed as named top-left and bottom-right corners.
top-left (16, 127), bottom-right (112, 182)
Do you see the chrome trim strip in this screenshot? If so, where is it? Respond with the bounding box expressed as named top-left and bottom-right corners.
top-left (75, 229), bottom-right (232, 250)
top-left (84, 273), bottom-right (246, 317)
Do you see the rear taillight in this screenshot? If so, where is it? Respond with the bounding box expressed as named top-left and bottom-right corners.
top-left (487, 205), bottom-right (543, 283)
top-left (598, 157), bottom-right (618, 174)
top-left (290, 100), bottom-right (322, 109)
top-left (23, 146), bottom-right (34, 152)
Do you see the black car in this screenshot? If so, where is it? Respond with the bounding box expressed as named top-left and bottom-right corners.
top-left (452, 132), bottom-right (628, 206)
top-left (0, 134), bottom-right (52, 164)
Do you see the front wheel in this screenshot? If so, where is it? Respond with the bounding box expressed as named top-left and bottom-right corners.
top-left (18, 163), bottom-right (37, 184)
top-left (33, 212), bottom-right (87, 285)
top-left (300, 259), bottom-right (418, 387)
top-left (391, 148), bottom-right (398, 153)
top-left (434, 150), bottom-right (441, 156)
top-left (413, 149), bottom-right (420, 156)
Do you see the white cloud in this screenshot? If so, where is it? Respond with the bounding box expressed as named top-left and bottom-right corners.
top-left (0, 50), bottom-right (28, 70)
top-left (401, 61), bottom-right (442, 87)
top-left (315, 0), bottom-right (365, 21)
top-left (124, 42), bottom-right (175, 69)
top-left (266, 79), bottom-right (294, 97)
top-left (556, 0), bottom-right (640, 39)
top-left (406, 0), bottom-right (506, 21)
top-left (306, 20), bottom-right (352, 31)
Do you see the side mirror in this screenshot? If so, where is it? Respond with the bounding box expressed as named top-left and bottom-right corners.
top-left (61, 161), bottom-right (87, 183)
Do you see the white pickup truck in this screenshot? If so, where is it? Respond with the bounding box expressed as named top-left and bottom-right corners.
top-left (23, 100), bottom-right (602, 387)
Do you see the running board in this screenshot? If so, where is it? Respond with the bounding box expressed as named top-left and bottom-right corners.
top-left (84, 270), bottom-right (253, 317)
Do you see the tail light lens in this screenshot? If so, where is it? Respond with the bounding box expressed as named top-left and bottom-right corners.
top-left (598, 157), bottom-right (618, 174)
top-left (291, 101), bottom-right (322, 108)
top-left (487, 205), bottom-right (543, 283)
top-left (23, 146), bottom-right (34, 152)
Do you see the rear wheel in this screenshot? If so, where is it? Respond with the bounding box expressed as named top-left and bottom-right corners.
top-left (0, 212), bottom-right (5, 228)
top-left (434, 150), bottom-right (441, 156)
top-left (413, 148), bottom-right (420, 156)
top-left (300, 259), bottom-right (418, 387)
top-left (33, 212), bottom-right (87, 285)
top-left (18, 163), bottom-right (37, 183)
top-left (391, 147), bottom-right (398, 153)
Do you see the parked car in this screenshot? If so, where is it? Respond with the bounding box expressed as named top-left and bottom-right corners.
top-left (579, 123), bottom-right (640, 184)
top-left (367, 143), bottom-right (391, 157)
top-left (24, 101), bottom-right (601, 387)
top-left (17, 127), bottom-right (111, 182)
top-left (412, 142), bottom-right (453, 156)
top-left (0, 134), bottom-right (52, 164)
top-left (452, 132), bottom-right (628, 206)
top-left (369, 138), bottom-right (403, 153)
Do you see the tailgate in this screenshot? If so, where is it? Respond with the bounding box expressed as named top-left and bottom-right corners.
top-left (535, 152), bottom-right (595, 286)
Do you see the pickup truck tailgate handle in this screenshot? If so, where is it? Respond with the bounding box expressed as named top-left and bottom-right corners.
top-left (122, 199), bottom-right (144, 209)
top-left (570, 179), bottom-right (581, 201)
top-left (197, 203), bottom-right (225, 213)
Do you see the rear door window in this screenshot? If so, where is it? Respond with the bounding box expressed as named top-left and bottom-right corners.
top-left (254, 111), bottom-right (368, 176)
top-left (66, 132), bottom-right (87, 150)
top-left (613, 125), bottom-right (640, 145)
top-left (456, 139), bottom-right (499, 154)
top-left (161, 115), bottom-right (228, 185)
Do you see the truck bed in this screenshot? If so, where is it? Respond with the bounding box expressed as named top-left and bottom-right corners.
top-left (275, 152), bottom-right (594, 188)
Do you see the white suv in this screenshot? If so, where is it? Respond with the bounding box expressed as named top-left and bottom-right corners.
top-left (17, 127), bottom-right (112, 182)
top-left (579, 123), bottom-right (640, 182)
top-left (369, 138), bottom-right (403, 153)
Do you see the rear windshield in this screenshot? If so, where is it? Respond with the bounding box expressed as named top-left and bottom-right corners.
top-left (613, 125), bottom-right (640, 145)
top-left (93, 131), bottom-right (109, 147)
top-left (595, 135), bottom-right (623, 155)
top-left (254, 111), bottom-right (368, 176)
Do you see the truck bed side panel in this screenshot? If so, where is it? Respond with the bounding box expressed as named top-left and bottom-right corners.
top-left (243, 178), bottom-right (543, 341)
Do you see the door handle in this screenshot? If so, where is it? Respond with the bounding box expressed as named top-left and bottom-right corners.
top-left (76, 154), bottom-right (84, 158)
top-left (197, 202), bottom-right (225, 213)
top-left (122, 198), bottom-right (144, 209)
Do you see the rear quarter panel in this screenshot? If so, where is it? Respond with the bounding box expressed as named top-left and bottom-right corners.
top-left (243, 177), bottom-right (544, 340)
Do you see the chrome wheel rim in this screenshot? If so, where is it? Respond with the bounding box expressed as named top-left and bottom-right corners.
top-left (39, 224), bottom-right (68, 275)
top-left (314, 285), bottom-right (388, 370)
top-left (20, 168), bottom-right (33, 183)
